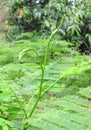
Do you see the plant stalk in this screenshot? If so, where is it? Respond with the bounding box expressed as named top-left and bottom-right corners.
top-left (22, 14), bottom-right (66, 130)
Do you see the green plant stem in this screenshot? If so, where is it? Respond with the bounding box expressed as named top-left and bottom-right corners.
top-left (22, 65), bottom-right (44, 130)
top-left (43, 14), bottom-right (66, 69)
top-left (27, 66), bottom-right (44, 118)
top-left (25, 30), bottom-right (57, 119)
top-left (22, 14), bottom-right (66, 130)
top-left (41, 74), bottom-right (64, 98)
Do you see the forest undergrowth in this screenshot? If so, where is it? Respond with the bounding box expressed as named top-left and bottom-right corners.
top-left (0, 0), bottom-right (91, 129)
top-left (0, 31), bottom-right (91, 130)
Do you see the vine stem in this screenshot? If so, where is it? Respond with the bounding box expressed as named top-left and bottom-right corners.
top-left (43, 14), bottom-right (66, 70)
top-left (22, 15), bottom-right (66, 130)
top-left (27, 65), bottom-right (44, 118)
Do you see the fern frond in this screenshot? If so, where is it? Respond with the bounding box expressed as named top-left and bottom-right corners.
top-left (78, 87), bottom-right (91, 99)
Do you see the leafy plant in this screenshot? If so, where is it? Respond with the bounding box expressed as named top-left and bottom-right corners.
top-left (1, 5), bottom-right (91, 129)
top-left (1, 15), bottom-right (67, 130)
top-left (0, 44), bottom-right (91, 130)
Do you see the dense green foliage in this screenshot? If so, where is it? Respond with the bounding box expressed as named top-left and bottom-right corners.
top-left (0, 32), bottom-right (91, 129)
top-left (6, 0), bottom-right (91, 52)
top-left (0, 1), bottom-right (91, 130)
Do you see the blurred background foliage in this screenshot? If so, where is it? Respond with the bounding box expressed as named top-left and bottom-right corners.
top-left (4, 0), bottom-right (91, 53)
top-left (0, 1), bottom-right (91, 129)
